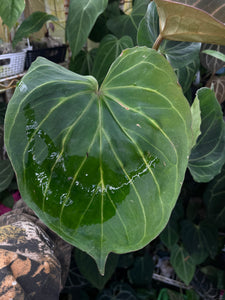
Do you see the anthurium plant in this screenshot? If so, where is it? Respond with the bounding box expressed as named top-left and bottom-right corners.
top-left (3, 0), bottom-right (225, 288)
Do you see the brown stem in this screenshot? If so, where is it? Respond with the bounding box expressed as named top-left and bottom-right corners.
top-left (152, 34), bottom-right (163, 51)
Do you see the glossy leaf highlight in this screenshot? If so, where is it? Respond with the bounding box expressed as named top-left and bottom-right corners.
top-left (4, 47), bottom-right (193, 274)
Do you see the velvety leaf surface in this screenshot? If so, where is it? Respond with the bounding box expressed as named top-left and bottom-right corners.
top-left (188, 88), bottom-right (225, 182)
top-left (170, 244), bottom-right (196, 285)
top-left (137, 1), bottom-right (200, 93)
top-left (0, 160), bottom-right (14, 192)
top-left (204, 164), bottom-right (225, 228)
top-left (12, 12), bottom-right (58, 48)
top-left (75, 249), bottom-right (118, 290)
top-left (66, 0), bottom-right (108, 58)
top-left (200, 44), bottom-right (225, 74)
top-left (4, 47), bottom-right (192, 273)
top-left (154, 0), bottom-right (225, 45)
top-left (92, 34), bottom-right (133, 84)
top-left (107, 0), bottom-right (148, 43)
top-left (0, 0), bottom-right (25, 29)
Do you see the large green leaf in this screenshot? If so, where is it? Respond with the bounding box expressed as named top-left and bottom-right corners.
top-left (0, 160), bottom-right (14, 192)
top-left (92, 34), bottom-right (133, 84)
top-left (170, 244), bottom-right (196, 286)
top-left (0, 0), bottom-right (25, 29)
top-left (4, 47), bottom-right (193, 274)
top-left (154, 0), bottom-right (225, 45)
top-left (188, 88), bottom-right (225, 182)
top-left (12, 12), bottom-right (58, 48)
top-left (66, 0), bottom-right (108, 58)
top-left (181, 220), bottom-right (218, 264)
top-left (107, 0), bottom-right (148, 43)
top-left (204, 164), bottom-right (225, 228)
top-left (137, 1), bottom-right (200, 93)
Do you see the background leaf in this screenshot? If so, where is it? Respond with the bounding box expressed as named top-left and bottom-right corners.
top-left (0, 0), bottom-right (25, 29)
top-left (0, 160), bottom-right (14, 192)
top-left (154, 0), bottom-right (225, 45)
top-left (4, 48), bottom-right (192, 274)
top-left (188, 88), bottom-right (225, 182)
top-left (13, 12), bottom-right (58, 48)
top-left (92, 34), bottom-right (133, 84)
top-left (137, 1), bottom-right (200, 93)
top-left (66, 0), bottom-right (108, 58)
top-left (181, 220), bottom-right (218, 264)
top-left (206, 76), bottom-right (225, 104)
top-left (127, 253), bottom-right (154, 287)
top-left (200, 44), bottom-right (225, 74)
top-left (202, 50), bottom-right (225, 64)
top-left (97, 283), bottom-right (137, 300)
top-left (75, 249), bottom-right (119, 290)
top-left (69, 48), bottom-right (97, 76)
top-left (107, 0), bottom-right (148, 43)
top-left (160, 219), bottom-right (179, 249)
top-left (170, 244), bottom-right (196, 286)
top-left (204, 163), bottom-right (225, 228)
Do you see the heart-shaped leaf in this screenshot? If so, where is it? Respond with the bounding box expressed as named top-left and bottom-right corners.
top-left (137, 1), bottom-right (201, 93)
top-left (4, 47), bottom-right (193, 274)
top-left (66, 0), bottom-right (108, 58)
top-left (92, 34), bottom-right (133, 84)
top-left (0, 0), bottom-right (25, 29)
top-left (107, 0), bottom-right (148, 43)
top-left (188, 88), bottom-right (225, 182)
top-left (181, 220), bottom-right (218, 264)
top-left (154, 0), bottom-right (225, 45)
top-left (12, 12), bottom-right (58, 48)
top-left (170, 244), bottom-right (196, 285)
